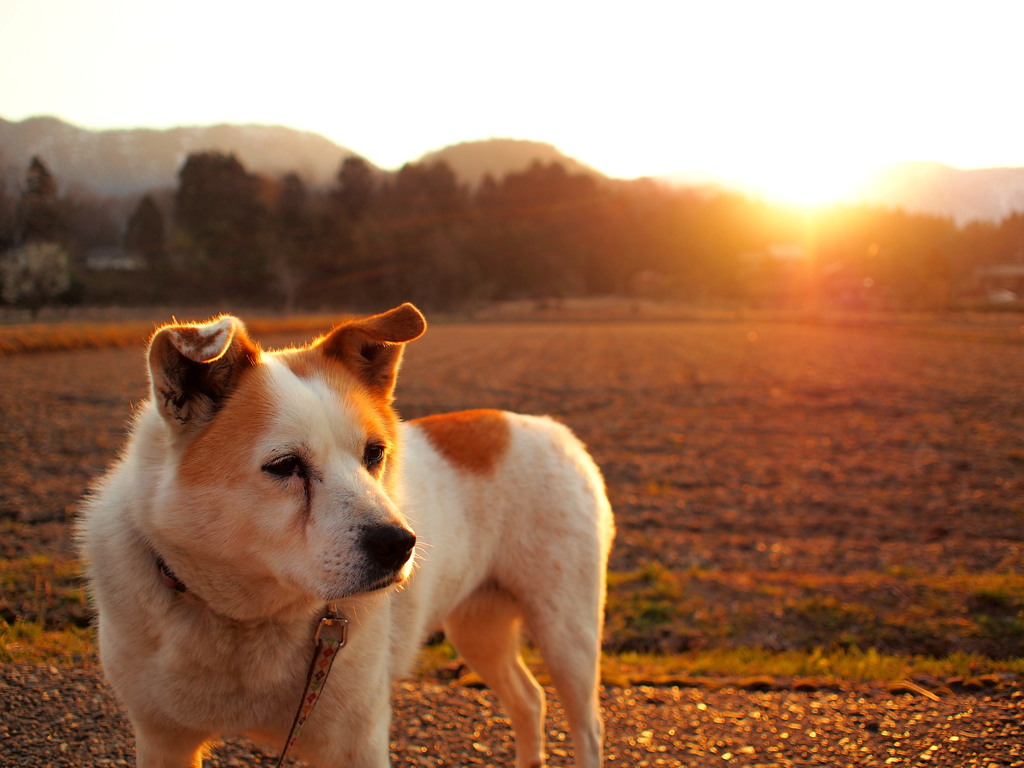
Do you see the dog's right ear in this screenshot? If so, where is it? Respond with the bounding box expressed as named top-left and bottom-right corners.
top-left (318, 303), bottom-right (426, 401)
top-left (148, 315), bottom-right (260, 429)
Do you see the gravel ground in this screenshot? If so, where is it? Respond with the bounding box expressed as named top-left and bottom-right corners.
top-left (2, 664), bottom-right (1022, 767)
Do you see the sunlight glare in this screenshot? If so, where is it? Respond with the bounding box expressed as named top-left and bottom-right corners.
top-left (1, 0), bottom-right (1021, 183)
top-left (733, 157), bottom-right (880, 207)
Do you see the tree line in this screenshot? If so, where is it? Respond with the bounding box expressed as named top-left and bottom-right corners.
top-left (1, 151), bottom-right (1023, 314)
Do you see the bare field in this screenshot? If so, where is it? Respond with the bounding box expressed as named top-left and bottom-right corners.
top-left (2, 314), bottom-right (1024, 766)
top-left (2, 316), bottom-right (1024, 660)
top-left (397, 317), bottom-right (1024, 659)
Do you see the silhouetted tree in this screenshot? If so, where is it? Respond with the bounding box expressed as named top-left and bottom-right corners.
top-left (371, 160), bottom-right (471, 306)
top-left (124, 195), bottom-right (165, 262)
top-left (17, 156), bottom-right (60, 244)
top-left (7, 141), bottom-right (1009, 312)
top-left (469, 161), bottom-right (617, 298)
top-left (271, 172), bottom-right (315, 311)
top-left (174, 151), bottom-right (269, 298)
top-left (0, 165), bottom-right (15, 252)
top-left (334, 156), bottom-right (376, 221)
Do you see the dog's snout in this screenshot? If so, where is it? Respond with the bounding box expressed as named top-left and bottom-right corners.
top-left (361, 524), bottom-right (416, 571)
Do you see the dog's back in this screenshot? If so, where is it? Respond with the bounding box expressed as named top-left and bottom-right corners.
top-left (387, 409), bottom-right (614, 767)
top-left (389, 409), bottom-right (615, 671)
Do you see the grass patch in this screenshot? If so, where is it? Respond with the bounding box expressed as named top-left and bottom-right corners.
top-left (412, 639), bottom-right (1023, 689)
top-left (3, 549), bottom-right (1021, 672)
top-left (7, 622), bottom-right (1021, 689)
top-left (0, 619), bottom-right (95, 665)
top-left (0, 321), bottom-right (158, 355)
top-left (598, 646), bottom-right (1024, 686)
top-left (0, 554), bottom-right (87, 629)
top-left (604, 562), bottom-right (1024, 659)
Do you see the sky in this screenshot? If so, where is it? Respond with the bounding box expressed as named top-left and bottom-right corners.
top-left (2, 0), bottom-right (1023, 204)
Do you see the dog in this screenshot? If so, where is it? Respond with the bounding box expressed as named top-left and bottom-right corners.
top-left (78, 303), bottom-right (615, 768)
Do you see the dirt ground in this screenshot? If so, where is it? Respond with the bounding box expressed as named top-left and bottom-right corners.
top-left (3, 663), bottom-right (1022, 767)
top-left (1, 312), bottom-right (1023, 765)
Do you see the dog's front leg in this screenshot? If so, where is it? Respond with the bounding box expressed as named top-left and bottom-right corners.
top-left (134, 720), bottom-right (209, 768)
top-left (290, 699), bottom-right (393, 768)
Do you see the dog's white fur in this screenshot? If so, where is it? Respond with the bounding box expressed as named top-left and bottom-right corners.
top-left (79, 304), bottom-right (615, 768)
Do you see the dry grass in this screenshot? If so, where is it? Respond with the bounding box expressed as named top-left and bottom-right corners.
top-left (411, 639), bottom-right (1024, 690)
top-left (0, 314), bottom-right (347, 356)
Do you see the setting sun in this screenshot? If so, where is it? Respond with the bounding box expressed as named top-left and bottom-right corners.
top-left (719, 155), bottom-right (881, 208)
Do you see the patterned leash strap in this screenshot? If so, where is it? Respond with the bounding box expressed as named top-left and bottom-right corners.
top-left (275, 612), bottom-right (349, 767)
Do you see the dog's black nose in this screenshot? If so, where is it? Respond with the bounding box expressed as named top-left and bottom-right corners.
top-left (361, 524), bottom-right (416, 571)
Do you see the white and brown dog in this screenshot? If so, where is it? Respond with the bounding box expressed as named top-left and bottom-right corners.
top-left (79, 304), bottom-right (615, 768)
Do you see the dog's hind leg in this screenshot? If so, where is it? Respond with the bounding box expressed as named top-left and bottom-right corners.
top-left (443, 587), bottom-right (546, 768)
top-left (521, 586), bottom-right (604, 768)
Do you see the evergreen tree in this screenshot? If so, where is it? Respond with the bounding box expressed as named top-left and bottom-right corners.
top-left (334, 156), bottom-right (376, 221)
top-left (272, 173), bottom-right (312, 312)
top-left (17, 156), bottom-right (60, 244)
top-left (174, 151), bottom-right (269, 298)
top-left (0, 163), bottom-right (15, 252)
top-left (124, 195), bottom-right (165, 261)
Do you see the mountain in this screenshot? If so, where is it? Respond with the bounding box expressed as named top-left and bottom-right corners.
top-left (658, 162), bottom-right (1024, 225)
top-left (4, 117), bottom-right (1023, 224)
top-left (854, 162), bottom-right (1024, 225)
top-left (0, 118), bottom-right (601, 200)
top-left (0, 116), bottom-right (360, 197)
top-left (417, 138), bottom-right (602, 186)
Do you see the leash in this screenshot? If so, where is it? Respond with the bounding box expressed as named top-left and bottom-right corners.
top-left (275, 608), bottom-right (350, 767)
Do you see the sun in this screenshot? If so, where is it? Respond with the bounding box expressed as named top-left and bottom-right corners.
top-left (719, 155), bottom-right (879, 209)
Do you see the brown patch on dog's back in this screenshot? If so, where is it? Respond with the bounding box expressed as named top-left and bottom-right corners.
top-left (413, 410), bottom-right (511, 475)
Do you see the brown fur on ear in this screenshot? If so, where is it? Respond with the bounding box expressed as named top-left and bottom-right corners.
top-left (318, 303), bottom-right (427, 400)
top-left (148, 315), bottom-right (260, 429)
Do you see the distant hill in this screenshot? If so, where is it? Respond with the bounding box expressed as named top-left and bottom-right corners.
top-left (417, 138), bottom-right (603, 186)
top-left (0, 116), bottom-right (360, 197)
top-left (4, 117), bottom-right (1023, 223)
top-left (855, 162), bottom-right (1024, 225)
top-left (0, 118), bottom-right (601, 200)
top-left (659, 161), bottom-right (1024, 225)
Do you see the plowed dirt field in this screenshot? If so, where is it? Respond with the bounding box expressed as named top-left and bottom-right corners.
top-left (2, 313), bottom-right (1022, 766)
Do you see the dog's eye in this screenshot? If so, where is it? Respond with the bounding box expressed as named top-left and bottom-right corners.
top-left (262, 455), bottom-right (307, 480)
top-left (363, 442), bottom-right (386, 471)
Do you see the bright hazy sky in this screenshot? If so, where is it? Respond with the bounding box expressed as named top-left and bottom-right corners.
top-left (2, 0), bottom-right (1022, 203)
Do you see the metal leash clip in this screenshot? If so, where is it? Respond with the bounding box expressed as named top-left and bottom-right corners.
top-left (313, 615), bottom-right (348, 648)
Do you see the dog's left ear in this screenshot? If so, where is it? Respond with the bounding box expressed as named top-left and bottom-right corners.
top-left (319, 303), bottom-right (426, 400)
top-left (148, 315), bottom-right (260, 429)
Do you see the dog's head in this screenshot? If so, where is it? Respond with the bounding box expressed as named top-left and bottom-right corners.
top-left (140, 303), bottom-right (426, 621)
